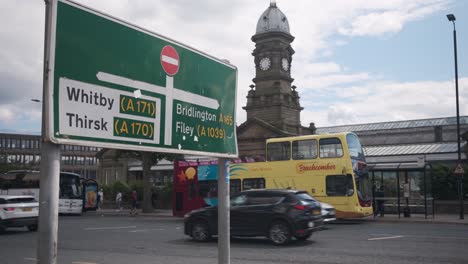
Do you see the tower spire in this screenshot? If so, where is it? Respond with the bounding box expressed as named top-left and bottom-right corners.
top-left (270, 0), bottom-right (277, 7)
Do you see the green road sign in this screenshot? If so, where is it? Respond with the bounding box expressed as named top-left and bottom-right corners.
top-left (45, 0), bottom-right (238, 157)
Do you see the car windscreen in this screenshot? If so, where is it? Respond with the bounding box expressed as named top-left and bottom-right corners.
top-left (0, 197), bottom-right (37, 204)
top-left (295, 192), bottom-right (316, 202)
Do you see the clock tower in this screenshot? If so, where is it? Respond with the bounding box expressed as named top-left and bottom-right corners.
top-left (243, 1), bottom-right (307, 135)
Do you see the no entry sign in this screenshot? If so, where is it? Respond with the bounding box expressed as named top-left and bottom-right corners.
top-left (161, 45), bottom-right (180, 76)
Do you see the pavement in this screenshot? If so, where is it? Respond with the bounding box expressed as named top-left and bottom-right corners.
top-left (86, 208), bottom-right (468, 225)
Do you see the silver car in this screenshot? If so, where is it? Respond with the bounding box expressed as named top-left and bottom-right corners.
top-left (320, 202), bottom-right (336, 222)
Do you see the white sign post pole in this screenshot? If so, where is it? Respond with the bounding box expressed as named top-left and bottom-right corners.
top-left (218, 158), bottom-right (230, 264)
top-left (37, 1), bottom-right (61, 263)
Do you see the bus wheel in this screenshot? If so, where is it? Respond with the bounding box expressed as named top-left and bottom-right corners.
top-left (295, 232), bottom-right (312, 241)
top-left (269, 221), bottom-right (291, 245)
top-left (191, 221), bottom-right (211, 242)
top-left (27, 224), bottom-right (38, 232)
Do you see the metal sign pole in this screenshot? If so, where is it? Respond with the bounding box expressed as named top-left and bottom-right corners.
top-left (37, 1), bottom-right (61, 263)
top-left (37, 142), bottom-right (61, 264)
top-left (217, 158), bottom-right (230, 264)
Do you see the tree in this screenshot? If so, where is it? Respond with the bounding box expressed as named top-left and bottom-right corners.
top-left (140, 152), bottom-right (180, 213)
top-left (115, 150), bottom-right (180, 213)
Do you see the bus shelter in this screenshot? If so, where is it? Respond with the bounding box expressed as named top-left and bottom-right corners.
top-left (368, 161), bottom-right (434, 219)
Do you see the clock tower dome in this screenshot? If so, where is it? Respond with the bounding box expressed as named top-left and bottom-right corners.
top-left (244, 1), bottom-right (306, 134)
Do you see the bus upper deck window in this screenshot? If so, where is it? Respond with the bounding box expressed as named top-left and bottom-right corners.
top-left (292, 139), bottom-right (317, 160)
top-left (266, 142), bottom-right (290, 161)
top-left (319, 138), bottom-right (343, 158)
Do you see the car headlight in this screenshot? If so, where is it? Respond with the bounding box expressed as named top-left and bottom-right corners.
top-left (184, 213), bottom-right (191, 218)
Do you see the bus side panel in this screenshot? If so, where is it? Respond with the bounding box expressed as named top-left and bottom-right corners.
top-left (173, 161), bottom-right (206, 217)
top-left (229, 158), bottom-right (372, 218)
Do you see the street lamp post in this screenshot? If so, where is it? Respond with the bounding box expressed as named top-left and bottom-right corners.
top-left (447, 13), bottom-right (464, 220)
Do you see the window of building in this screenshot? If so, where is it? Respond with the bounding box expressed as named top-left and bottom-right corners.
top-left (292, 139), bottom-right (317, 160)
top-left (326, 174), bottom-right (354, 196)
top-left (266, 141), bottom-right (290, 161)
top-left (242, 178), bottom-right (265, 190)
top-left (319, 138), bottom-right (343, 158)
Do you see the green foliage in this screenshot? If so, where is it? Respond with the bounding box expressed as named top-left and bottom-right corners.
top-left (98, 180), bottom-right (131, 204)
top-left (112, 181), bottom-right (131, 202)
top-left (153, 182), bottom-right (173, 209)
top-left (431, 163), bottom-right (468, 200)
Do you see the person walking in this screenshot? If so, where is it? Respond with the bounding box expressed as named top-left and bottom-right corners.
top-left (115, 191), bottom-right (122, 211)
top-left (97, 188), bottom-right (104, 210)
top-left (374, 187), bottom-right (385, 218)
top-left (130, 190), bottom-right (138, 216)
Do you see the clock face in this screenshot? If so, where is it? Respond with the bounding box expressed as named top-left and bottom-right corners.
top-left (281, 58), bottom-right (289, 71)
top-left (259, 57), bottom-right (271, 71)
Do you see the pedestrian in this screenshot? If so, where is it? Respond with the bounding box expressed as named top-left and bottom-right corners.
top-left (97, 188), bottom-right (104, 210)
top-left (115, 191), bottom-right (122, 211)
top-left (374, 187), bottom-right (385, 218)
top-left (130, 190), bottom-right (138, 216)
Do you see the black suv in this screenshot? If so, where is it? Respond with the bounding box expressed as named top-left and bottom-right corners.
top-left (184, 189), bottom-right (323, 245)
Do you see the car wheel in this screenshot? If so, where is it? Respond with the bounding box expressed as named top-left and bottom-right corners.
top-left (295, 232), bottom-right (312, 241)
top-left (27, 224), bottom-right (38, 232)
top-left (0, 225), bottom-right (5, 233)
top-left (191, 220), bottom-right (211, 242)
top-left (269, 221), bottom-right (291, 245)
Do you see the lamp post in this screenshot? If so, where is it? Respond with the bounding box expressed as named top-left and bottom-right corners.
top-left (447, 13), bottom-right (464, 220)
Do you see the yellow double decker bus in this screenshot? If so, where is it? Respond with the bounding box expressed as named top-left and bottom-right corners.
top-left (230, 132), bottom-right (373, 219)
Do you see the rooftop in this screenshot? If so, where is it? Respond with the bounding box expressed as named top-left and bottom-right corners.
top-left (316, 116), bottom-right (468, 134)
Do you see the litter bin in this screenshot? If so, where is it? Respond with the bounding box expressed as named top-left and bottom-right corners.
top-left (403, 206), bottom-right (411, 218)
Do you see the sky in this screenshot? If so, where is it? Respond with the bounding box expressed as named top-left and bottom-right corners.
top-left (1, 0), bottom-right (467, 134)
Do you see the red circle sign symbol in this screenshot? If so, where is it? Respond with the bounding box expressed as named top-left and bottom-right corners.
top-left (161, 45), bottom-right (180, 76)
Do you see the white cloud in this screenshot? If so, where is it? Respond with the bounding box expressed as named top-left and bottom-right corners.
top-left (301, 77), bottom-right (468, 127)
top-left (0, 107), bottom-right (15, 124)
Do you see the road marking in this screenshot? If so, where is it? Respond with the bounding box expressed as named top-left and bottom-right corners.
top-left (24, 258), bottom-right (37, 261)
top-left (368, 235), bottom-right (404, 241)
top-left (129, 228), bottom-right (166, 233)
top-left (72, 262), bottom-right (98, 264)
top-left (84, 226), bottom-right (136, 230)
